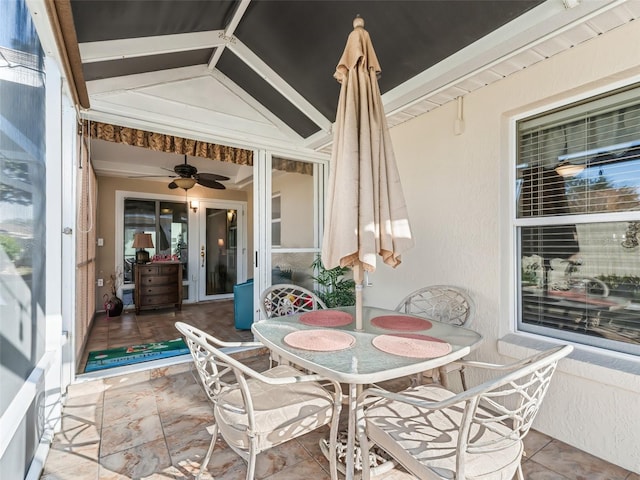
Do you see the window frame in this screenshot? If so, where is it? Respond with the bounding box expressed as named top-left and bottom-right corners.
top-left (510, 82), bottom-right (640, 359)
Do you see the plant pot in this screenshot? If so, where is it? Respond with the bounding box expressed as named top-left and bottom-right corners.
top-left (104, 294), bottom-right (124, 317)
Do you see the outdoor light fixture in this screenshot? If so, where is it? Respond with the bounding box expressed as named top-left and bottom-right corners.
top-left (190, 200), bottom-right (199, 213)
top-left (173, 177), bottom-right (196, 190)
top-left (132, 233), bottom-right (154, 264)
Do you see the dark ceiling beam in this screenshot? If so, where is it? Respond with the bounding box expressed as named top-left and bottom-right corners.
top-left (208, 0), bottom-right (252, 70)
top-left (227, 38), bottom-right (332, 133)
top-left (44, 0), bottom-right (89, 109)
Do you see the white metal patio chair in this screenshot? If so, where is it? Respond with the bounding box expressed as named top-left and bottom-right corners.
top-left (175, 322), bottom-right (342, 480)
top-left (356, 345), bottom-right (573, 480)
top-left (259, 284), bottom-right (327, 366)
top-left (260, 283), bottom-right (327, 318)
top-left (395, 285), bottom-right (473, 388)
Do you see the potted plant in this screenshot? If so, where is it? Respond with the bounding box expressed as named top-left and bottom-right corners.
top-left (310, 255), bottom-right (356, 308)
top-left (105, 268), bottom-right (124, 317)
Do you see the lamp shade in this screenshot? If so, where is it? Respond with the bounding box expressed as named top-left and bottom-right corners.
top-left (132, 233), bottom-right (154, 249)
top-left (173, 177), bottom-right (196, 189)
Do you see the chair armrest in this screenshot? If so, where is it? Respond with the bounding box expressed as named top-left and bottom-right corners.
top-left (358, 386), bottom-right (473, 412)
top-left (209, 339), bottom-right (264, 349)
top-left (453, 345), bottom-right (570, 373)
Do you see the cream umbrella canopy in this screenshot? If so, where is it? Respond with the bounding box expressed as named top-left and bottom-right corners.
top-left (322, 16), bottom-right (414, 331)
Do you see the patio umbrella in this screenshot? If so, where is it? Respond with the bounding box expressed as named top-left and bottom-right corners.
top-left (322, 16), bottom-right (414, 330)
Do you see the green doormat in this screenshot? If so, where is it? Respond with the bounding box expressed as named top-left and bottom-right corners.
top-left (85, 338), bottom-right (190, 372)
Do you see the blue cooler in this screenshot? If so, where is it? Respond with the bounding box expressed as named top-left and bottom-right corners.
top-left (233, 279), bottom-right (254, 329)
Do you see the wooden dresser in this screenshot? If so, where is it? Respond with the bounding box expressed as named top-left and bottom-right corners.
top-left (134, 262), bottom-right (183, 314)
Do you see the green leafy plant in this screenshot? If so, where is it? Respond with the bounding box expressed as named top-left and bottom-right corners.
top-left (311, 255), bottom-right (356, 308)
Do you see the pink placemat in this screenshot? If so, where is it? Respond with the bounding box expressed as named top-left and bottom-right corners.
top-left (299, 310), bottom-right (353, 327)
top-left (371, 315), bottom-right (432, 331)
top-left (284, 330), bottom-right (356, 352)
top-left (372, 334), bottom-right (452, 358)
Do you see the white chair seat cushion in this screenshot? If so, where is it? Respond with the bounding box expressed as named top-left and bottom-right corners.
top-left (216, 365), bottom-right (334, 451)
top-left (365, 385), bottom-right (522, 480)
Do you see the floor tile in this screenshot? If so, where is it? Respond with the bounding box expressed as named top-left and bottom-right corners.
top-left (530, 439), bottom-right (630, 480)
top-left (100, 415), bottom-right (165, 457)
top-left (44, 302), bottom-right (634, 480)
top-left (99, 438), bottom-right (171, 479)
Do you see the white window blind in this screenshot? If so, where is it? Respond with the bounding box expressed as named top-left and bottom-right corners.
top-left (515, 84), bottom-right (640, 356)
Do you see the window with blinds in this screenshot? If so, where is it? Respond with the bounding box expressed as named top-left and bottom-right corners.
top-left (515, 84), bottom-right (640, 356)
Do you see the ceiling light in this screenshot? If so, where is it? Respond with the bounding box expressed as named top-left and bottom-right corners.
top-left (555, 161), bottom-right (585, 177)
top-left (173, 177), bottom-right (196, 189)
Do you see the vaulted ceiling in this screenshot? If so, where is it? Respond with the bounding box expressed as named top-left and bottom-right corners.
top-left (58, 0), bottom-right (640, 180)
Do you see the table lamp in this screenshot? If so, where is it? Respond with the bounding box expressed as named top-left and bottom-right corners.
top-left (132, 233), bottom-right (154, 264)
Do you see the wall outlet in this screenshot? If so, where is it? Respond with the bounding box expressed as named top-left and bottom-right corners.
top-left (97, 238), bottom-right (104, 246)
top-left (97, 278), bottom-right (104, 287)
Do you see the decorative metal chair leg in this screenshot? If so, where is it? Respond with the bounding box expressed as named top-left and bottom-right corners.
top-left (246, 450), bottom-right (257, 480)
top-left (197, 424), bottom-right (218, 480)
top-left (460, 366), bottom-right (468, 391)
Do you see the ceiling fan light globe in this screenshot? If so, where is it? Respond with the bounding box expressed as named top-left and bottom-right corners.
top-left (173, 177), bottom-right (196, 189)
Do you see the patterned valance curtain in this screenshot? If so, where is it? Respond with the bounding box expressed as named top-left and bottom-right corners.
top-left (272, 157), bottom-right (314, 175)
top-left (83, 121), bottom-right (253, 166)
top-left (83, 121), bottom-right (314, 175)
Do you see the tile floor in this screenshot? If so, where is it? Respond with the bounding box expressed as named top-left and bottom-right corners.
top-left (45, 302), bottom-right (637, 479)
top-left (78, 300), bottom-right (253, 374)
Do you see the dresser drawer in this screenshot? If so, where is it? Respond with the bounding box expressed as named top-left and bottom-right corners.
top-left (139, 294), bottom-right (179, 306)
top-left (139, 274), bottom-right (177, 286)
top-left (139, 284), bottom-right (177, 295)
top-left (137, 265), bottom-right (161, 276)
top-left (159, 264), bottom-right (180, 275)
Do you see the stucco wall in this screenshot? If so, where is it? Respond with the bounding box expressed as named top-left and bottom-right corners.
top-left (364, 19), bottom-right (640, 472)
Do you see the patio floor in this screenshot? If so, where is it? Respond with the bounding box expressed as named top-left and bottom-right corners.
top-left (43, 353), bottom-right (638, 479)
top-left (46, 301), bottom-right (638, 479)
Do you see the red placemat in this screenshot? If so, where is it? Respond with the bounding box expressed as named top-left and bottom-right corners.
top-left (284, 330), bottom-right (356, 352)
top-left (299, 310), bottom-right (353, 327)
top-left (371, 315), bottom-right (432, 331)
top-left (372, 334), bottom-right (452, 358)
top-left (548, 290), bottom-right (623, 307)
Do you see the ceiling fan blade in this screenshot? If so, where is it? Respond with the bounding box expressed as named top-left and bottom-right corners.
top-left (196, 172), bottom-right (230, 182)
top-left (168, 181), bottom-right (179, 189)
top-left (195, 177), bottom-right (226, 189)
top-left (127, 174), bottom-right (177, 178)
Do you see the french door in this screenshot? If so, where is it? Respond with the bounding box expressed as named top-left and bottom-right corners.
top-left (197, 201), bottom-right (246, 301)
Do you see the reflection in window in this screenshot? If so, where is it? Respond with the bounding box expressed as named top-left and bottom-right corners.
top-left (0, 0), bottom-right (47, 435)
top-left (123, 199), bottom-right (188, 284)
top-left (515, 84), bottom-right (640, 356)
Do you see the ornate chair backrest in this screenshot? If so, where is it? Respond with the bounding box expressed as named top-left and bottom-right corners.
top-left (395, 285), bottom-right (472, 326)
top-left (175, 322), bottom-right (253, 419)
top-left (456, 345), bottom-right (572, 475)
top-left (260, 283), bottom-right (327, 319)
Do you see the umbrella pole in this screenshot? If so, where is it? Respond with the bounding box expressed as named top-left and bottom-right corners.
top-left (354, 264), bottom-right (364, 331)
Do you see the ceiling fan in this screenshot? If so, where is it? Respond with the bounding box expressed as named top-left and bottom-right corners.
top-left (132, 155), bottom-right (229, 190)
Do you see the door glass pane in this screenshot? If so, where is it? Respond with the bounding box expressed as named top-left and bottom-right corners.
top-left (0, 0), bottom-right (47, 450)
top-left (205, 208), bottom-right (237, 295)
top-left (159, 201), bottom-right (188, 281)
top-left (271, 158), bottom-right (315, 248)
top-left (124, 200), bottom-right (188, 284)
top-left (270, 157), bottom-right (320, 291)
top-left (123, 200), bottom-right (155, 284)
top-left (271, 252), bottom-right (316, 291)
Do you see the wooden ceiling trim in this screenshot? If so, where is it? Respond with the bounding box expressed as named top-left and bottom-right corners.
top-left (46, 0), bottom-right (89, 108)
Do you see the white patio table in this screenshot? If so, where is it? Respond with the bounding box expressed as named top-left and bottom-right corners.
top-left (252, 305), bottom-right (483, 480)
